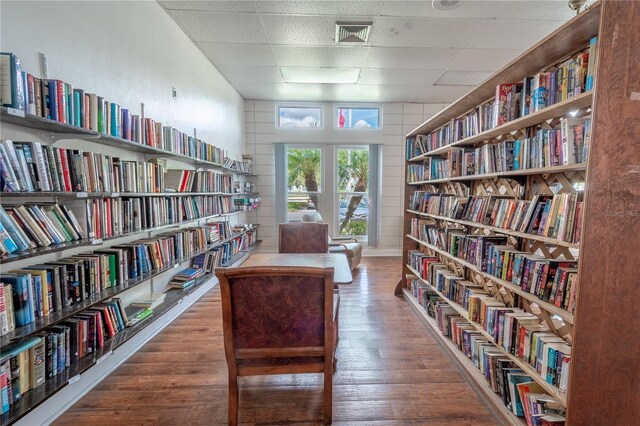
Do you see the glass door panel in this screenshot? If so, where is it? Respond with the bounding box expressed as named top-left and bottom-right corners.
top-left (337, 148), bottom-right (369, 236)
top-left (286, 147), bottom-right (322, 222)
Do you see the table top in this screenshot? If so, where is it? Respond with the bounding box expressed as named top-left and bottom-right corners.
top-left (241, 253), bottom-right (353, 284)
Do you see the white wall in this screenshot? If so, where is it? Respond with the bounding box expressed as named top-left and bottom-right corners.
top-left (0, 0), bottom-right (245, 159)
top-left (244, 101), bottom-right (448, 255)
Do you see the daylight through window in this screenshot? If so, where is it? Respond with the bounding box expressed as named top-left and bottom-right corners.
top-left (278, 106), bottom-right (322, 128)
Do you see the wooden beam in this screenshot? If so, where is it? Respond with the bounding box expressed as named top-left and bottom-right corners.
top-left (567, 0), bottom-right (640, 423)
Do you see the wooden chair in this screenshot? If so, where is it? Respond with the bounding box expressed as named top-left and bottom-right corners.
top-left (216, 266), bottom-right (338, 425)
top-left (278, 222), bottom-right (329, 253)
top-left (302, 212), bottom-right (363, 271)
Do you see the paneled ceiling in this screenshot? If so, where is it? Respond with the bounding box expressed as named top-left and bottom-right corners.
top-left (159, 0), bottom-right (585, 103)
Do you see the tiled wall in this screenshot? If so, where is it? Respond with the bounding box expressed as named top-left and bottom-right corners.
top-left (244, 101), bottom-right (448, 255)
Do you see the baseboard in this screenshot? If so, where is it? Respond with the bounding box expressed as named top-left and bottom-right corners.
top-left (362, 248), bottom-right (402, 257)
top-left (16, 277), bottom-right (218, 426)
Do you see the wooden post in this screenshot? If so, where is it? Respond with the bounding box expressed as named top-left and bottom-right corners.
top-left (567, 0), bottom-right (640, 423)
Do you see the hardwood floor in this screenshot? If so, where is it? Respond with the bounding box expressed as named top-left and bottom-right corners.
top-left (55, 257), bottom-right (502, 425)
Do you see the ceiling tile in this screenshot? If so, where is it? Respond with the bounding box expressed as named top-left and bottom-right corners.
top-left (469, 19), bottom-right (565, 50)
top-left (271, 46), bottom-right (368, 67)
top-left (379, 1), bottom-right (510, 19)
top-left (215, 65), bottom-right (283, 83)
top-left (359, 68), bottom-right (443, 86)
top-left (449, 48), bottom-right (523, 72)
top-left (497, 1), bottom-right (579, 21)
top-left (166, 10), bottom-right (267, 43)
top-left (256, 1), bottom-right (384, 16)
top-left (364, 47), bottom-right (463, 70)
top-left (369, 16), bottom-right (488, 48)
top-left (234, 82), bottom-right (289, 100)
top-left (281, 67), bottom-right (361, 84)
top-left (260, 14), bottom-right (349, 46)
top-left (197, 42), bottom-right (276, 66)
top-left (160, 1), bottom-right (257, 13)
top-left (418, 85), bottom-right (475, 103)
top-left (434, 71), bottom-right (492, 86)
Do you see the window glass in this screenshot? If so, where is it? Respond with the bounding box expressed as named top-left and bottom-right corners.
top-left (278, 106), bottom-right (322, 128)
top-left (336, 107), bottom-right (379, 129)
top-left (287, 148), bottom-right (321, 222)
top-left (337, 148), bottom-right (369, 236)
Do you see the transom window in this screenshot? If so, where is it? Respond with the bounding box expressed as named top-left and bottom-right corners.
top-left (277, 106), bottom-right (322, 128)
top-left (335, 107), bottom-right (380, 129)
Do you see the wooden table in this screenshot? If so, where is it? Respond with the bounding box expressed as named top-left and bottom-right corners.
top-left (240, 253), bottom-right (353, 284)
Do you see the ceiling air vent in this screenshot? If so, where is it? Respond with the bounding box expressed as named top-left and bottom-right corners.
top-left (335, 22), bottom-right (372, 44)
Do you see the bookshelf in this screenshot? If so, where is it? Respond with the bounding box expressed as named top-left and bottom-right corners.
top-left (0, 65), bottom-right (260, 424)
top-left (397, 1), bottom-right (640, 424)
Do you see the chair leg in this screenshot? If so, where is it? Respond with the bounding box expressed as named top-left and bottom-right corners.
top-left (324, 367), bottom-right (333, 424)
top-left (228, 374), bottom-right (239, 426)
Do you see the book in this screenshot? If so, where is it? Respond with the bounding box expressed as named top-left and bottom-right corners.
top-left (0, 52), bottom-right (24, 110)
top-left (130, 293), bottom-right (166, 310)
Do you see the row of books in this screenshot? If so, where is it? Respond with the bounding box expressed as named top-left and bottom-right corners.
top-left (164, 169), bottom-right (232, 193)
top-left (406, 163), bottom-right (428, 183)
top-left (0, 227), bottom-right (210, 335)
top-left (234, 181), bottom-right (255, 194)
top-left (209, 229), bottom-right (258, 267)
top-left (0, 204), bottom-right (84, 254)
top-left (86, 195), bottom-right (233, 240)
top-left (486, 245), bottom-right (578, 312)
top-left (1, 53), bottom-right (230, 166)
top-left (0, 298), bottom-right (129, 414)
top-left (223, 158), bottom-right (252, 174)
top-left (409, 224), bottom-right (579, 310)
top-left (233, 197), bottom-right (261, 211)
top-left (0, 194), bottom-right (239, 258)
top-left (407, 277), bottom-right (566, 424)
top-left (405, 37), bottom-right (597, 158)
top-left (410, 192), bottom-right (584, 244)
top-left (0, 139), bottom-right (166, 193)
top-left (191, 225), bottom-right (258, 273)
top-left (451, 117), bottom-right (591, 177)
top-left (407, 157), bottom-right (450, 181)
top-left (517, 37), bottom-right (597, 118)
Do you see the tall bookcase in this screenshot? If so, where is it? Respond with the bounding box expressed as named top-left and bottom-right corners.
top-left (0, 100), bottom-right (260, 422)
top-left (396, 1), bottom-right (639, 424)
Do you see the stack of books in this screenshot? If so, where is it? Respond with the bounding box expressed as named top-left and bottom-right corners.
top-left (130, 293), bottom-right (166, 310)
top-left (168, 267), bottom-right (205, 290)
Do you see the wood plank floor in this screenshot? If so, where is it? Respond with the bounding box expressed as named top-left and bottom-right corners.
top-left (55, 257), bottom-right (503, 425)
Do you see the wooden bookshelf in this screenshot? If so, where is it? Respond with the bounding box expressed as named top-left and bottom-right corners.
top-left (394, 2), bottom-right (640, 422)
top-left (0, 107), bottom-right (247, 173)
top-left (0, 228), bottom-right (258, 346)
top-left (405, 265), bottom-right (566, 403)
top-left (0, 191), bottom-right (260, 199)
top-left (407, 92), bottom-right (593, 160)
top-left (0, 211), bottom-right (260, 266)
top-left (405, 234), bottom-right (574, 324)
top-left (0, 78), bottom-right (260, 423)
top-left (407, 163), bottom-right (586, 185)
top-left (402, 287), bottom-right (526, 425)
top-left (406, 209), bottom-right (580, 249)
